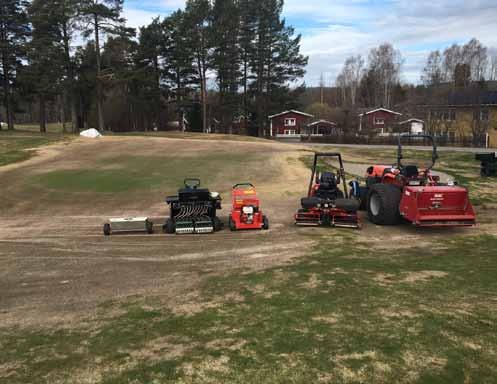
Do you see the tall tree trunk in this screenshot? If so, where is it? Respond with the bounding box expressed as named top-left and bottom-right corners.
top-left (62, 18), bottom-right (78, 133)
top-left (94, 14), bottom-right (105, 131)
top-left (39, 95), bottom-right (46, 133)
top-left (60, 93), bottom-right (67, 132)
top-left (1, 56), bottom-right (14, 130)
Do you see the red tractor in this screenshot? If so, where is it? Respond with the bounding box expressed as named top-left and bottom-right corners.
top-left (229, 183), bottom-right (269, 231)
top-left (365, 134), bottom-right (476, 227)
top-left (295, 153), bottom-right (360, 229)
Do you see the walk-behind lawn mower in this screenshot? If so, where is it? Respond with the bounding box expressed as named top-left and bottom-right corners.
top-left (476, 152), bottom-right (497, 177)
top-left (163, 178), bottom-right (223, 234)
top-left (229, 183), bottom-right (269, 231)
top-left (364, 134), bottom-right (476, 227)
top-left (295, 153), bottom-right (360, 229)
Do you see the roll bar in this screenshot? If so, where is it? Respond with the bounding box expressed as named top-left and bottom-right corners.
top-left (308, 153), bottom-right (348, 198)
top-left (233, 183), bottom-right (255, 189)
top-left (397, 134), bottom-right (438, 170)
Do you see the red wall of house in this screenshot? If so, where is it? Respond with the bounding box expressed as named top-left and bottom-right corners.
top-left (365, 110), bottom-right (398, 127)
top-left (271, 112), bottom-right (312, 135)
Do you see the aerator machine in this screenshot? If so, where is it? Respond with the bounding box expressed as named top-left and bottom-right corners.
top-left (163, 178), bottom-right (222, 234)
top-left (476, 152), bottom-right (497, 177)
top-left (364, 134), bottom-right (476, 227)
top-left (229, 183), bottom-right (269, 231)
top-left (295, 153), bottom-right (360, 229)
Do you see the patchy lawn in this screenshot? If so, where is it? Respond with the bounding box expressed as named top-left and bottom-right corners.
top-left (0, 130), bottom-right (70, 167)
top-left (2, 233), bottom-right (496, 383)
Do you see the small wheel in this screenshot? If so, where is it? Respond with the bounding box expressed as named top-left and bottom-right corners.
top-left (164, 219), bottom-right (175, 234)
top-left (213, 217), bottom-right (223, 232)
top-left (229, 216), bottom-right (237, 231)
top-left (262, 216), bottom-right (269, 230)
top-left (103, 223), bottom-right (111, 236)
top-left (146, 220), bottom-right (154, 234)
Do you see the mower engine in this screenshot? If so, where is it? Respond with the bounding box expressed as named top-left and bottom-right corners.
top-left (229, 183), bottom-right (269, 231)
top-left (164, 179), bottom-right (222, 235)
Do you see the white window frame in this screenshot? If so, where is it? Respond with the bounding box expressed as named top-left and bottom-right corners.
top-left (284, 129), bottom-right (297, 135)
top-left (374, 118), bottom-right (385, 125)
top-left (284, 118), bottom-right (297, 127)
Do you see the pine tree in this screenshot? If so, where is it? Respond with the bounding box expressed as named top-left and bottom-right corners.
top-left (250, 0), bottom-right (307, 136)
top-left (184, 0), bottom-right (212, 133)
top-left (0, 0), bottom-right (30, 130)
top-left (24, 0), bottom-right (65, 132)
top-left (211, 0), bottom-right (241, 132)
top-left (78, 0), bottom-right (130, 131)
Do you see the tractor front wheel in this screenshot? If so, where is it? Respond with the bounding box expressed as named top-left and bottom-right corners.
top-left (367, 184), bottom-right (401, 225)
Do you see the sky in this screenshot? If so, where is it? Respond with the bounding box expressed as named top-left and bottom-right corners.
top-left (123, 0), bottom-right (497, 86)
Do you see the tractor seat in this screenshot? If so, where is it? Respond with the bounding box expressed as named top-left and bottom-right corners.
top-left (402, 165), bottom-right (419, 178)
top-left (316, 172), bottom-right (339, 199)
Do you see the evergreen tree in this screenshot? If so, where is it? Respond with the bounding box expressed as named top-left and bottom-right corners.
top-left (0, 0), bottom-right (30, 130)
top-left (78, 0), bottom-right (130, 131)
top-left (184, 0), bottom-right (212, 133)
top-left (211, 0), bottom-right (241, 132)
top-left (250, 0), bottom-right (307, 136)
top-left (24, 0), bottom-right (65, 132)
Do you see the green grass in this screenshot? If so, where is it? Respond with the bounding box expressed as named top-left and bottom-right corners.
top-left (0, 130), bottom-right (70, 167)
top-left (29, 152), bottom-right (270, 194)
top-left (2, 234), bottom-right (497, 383)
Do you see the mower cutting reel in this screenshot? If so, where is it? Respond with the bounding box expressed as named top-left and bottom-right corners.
top-left (365, 134), bottom-right (476, 227)
top-left (164, 178), bottom-right (223, 235)
top-left (295, 153), bottom-right (360, 229)
top-left (229, 183), bottom-right (269, 231)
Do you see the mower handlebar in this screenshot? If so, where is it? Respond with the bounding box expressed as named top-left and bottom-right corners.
top-left (184, 178), bottom-right (201, 189)
top-left (233, 183), bottom-right (255, 190)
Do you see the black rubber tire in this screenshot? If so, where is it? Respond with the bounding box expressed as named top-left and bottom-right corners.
top-left (263, 216), bottom-right (269, 230)
top-left (229, 216), bottom-right (237, 231)
top-left (335, 198), bottom-right (360, 213)
top-left (367, 184), bottom-right (402, 225)
top-left (301, 197), bottom-right (322, 209)
top-left (103, 223), bottom-right (111, 236)
top-left (213, 217), bottom-right (223, 232)
top-left (164, 219), bottom-right (175, 234)
top-left (146, 220), bottom-right (154, 234)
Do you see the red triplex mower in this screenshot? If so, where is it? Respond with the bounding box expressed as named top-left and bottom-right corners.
top-left (365, 134), bottom-right (476, 227)
top-left (295, 153), bottom-right (360, 229)
top-left (229, 183), bottom-right (269, 231)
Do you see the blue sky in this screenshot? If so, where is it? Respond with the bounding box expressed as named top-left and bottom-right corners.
top-left (123, 0), bottom-right (497, 85)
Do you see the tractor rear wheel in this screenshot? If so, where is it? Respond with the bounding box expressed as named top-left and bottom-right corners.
top-left (367, 184), bottom-right (401, 225)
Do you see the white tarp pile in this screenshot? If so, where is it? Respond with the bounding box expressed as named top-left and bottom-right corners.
top-left (80, 128), bottom-right (102, 138)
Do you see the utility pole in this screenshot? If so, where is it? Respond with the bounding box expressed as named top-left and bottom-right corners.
top-left (320, 72), bottom-right (325, 105)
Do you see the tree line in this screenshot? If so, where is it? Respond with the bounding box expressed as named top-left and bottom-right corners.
top-left (0, 0), bottom-right (308, 135)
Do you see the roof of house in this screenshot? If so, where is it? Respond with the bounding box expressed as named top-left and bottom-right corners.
top-left (268, 110), bottom-right (314, 119)
top-left (308, 119), bottom-right (337, 126)
top-left (358, 108), bottom-right (402, 117)
top-left (399, 118), bottom-right (425, 124)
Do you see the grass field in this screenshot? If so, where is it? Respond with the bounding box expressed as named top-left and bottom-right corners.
top-left (1, 233), bottom-right (496, 383)
top-left (1, 134), bottom-right (497, 383)
top-left (0, 130), bottom-right (70, 167)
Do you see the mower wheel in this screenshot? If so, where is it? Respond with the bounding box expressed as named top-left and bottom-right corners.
top-left (146, 220), bottom-right (154, 234)
top-left (164, 219), bottom-right (175, 234)
top-left (263, 216), bottom-right (269, 230)
top-left (335, 198), bottom-right (360, 213)
top-left (229, 216), bottom-right (237, 231)
top-left (103, 223), bottom-right (111, 236)
top-left (214, 217), bottom-right (223, 232)
top-left (367, 184), bottom-right (401, 225)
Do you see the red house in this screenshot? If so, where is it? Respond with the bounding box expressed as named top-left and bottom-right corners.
top-left (358, 108), bottom-right (402, 135)
top-left (268, 110), bottom-right (314, 137)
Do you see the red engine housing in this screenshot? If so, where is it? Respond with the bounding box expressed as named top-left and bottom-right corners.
top-left (230, 184), bottom-right (266, 230)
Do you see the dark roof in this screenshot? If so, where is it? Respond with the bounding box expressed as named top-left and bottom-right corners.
top-left (448, 91), bottom-right (497, 106)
